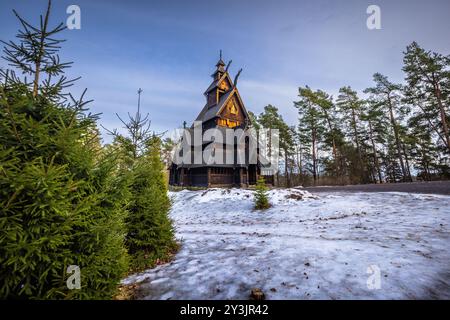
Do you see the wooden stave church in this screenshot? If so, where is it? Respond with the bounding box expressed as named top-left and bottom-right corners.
top-left (168, 54), bottom-right (274, 188)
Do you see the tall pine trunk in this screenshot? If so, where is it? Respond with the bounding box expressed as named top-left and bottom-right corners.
top-left (368, 120), bottom-right (383, 183)
top-left (387, 96), bottom-right (407, 182)
top-left (284, 150), bottom-right (290, 187)
top-left (351, 108), bottom-right (365, 183)
top-left (323, 111), bottom-right (338, 178)
top-left (402, 143), bottom-right (413, 181)
top-left (312, 127), bottom-right (318, 185)
top-left (434, 83), bottom-right (450, 151)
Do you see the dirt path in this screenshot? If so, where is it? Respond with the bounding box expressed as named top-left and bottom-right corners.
top-left (304, 181), bottom-right (450, 195)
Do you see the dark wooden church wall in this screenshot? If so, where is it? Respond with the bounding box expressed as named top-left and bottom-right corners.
top-left (263, 175), bottom-right (274, 185)
top-left (189, 167), bottom-right (208, 186)
top-left (210, 167), bottom-right (234, 185)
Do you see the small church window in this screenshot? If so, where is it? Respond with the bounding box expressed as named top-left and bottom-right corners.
top-left (230, 103), bottom-right (238, 115)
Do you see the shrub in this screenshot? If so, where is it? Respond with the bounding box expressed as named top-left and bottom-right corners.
top-left (254, 176), bottom-right (271, 210)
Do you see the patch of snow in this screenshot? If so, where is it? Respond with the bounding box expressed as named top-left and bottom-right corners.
top-left (122, 189), bottom-right (450, 300)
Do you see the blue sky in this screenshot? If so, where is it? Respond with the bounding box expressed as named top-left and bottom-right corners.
top-left (1, 0), bottom-right (449, 143)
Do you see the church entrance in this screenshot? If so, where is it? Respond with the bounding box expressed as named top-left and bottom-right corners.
top-left (248, 164), bottom-right (257, 185)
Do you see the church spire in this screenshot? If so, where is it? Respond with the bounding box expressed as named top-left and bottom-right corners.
top-left (215, 50), bottom-right (226, 73)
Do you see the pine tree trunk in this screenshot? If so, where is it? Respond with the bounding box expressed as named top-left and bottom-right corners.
top-left (296, 145), bottom-right (302, 185)
top-left (324, 115), bottom-right (338, 177)
top-left (368, 120), bottom-right (383, 183)
top-left (402, 143), bottom-right (412, 182)
top-left (33, 1), bottom-right (51, 98)
top-left (284, 150), bottom-right (290, 187)
top-left (416, 101), bottom-right (448, 149)
top-left (434, 83), bottom-right (450, 152)
top-left (351, 109), bottom-right (364, 183)
top-left (387, 96), bottom-right (407, 182)
top-left (421, 149), bottom-right (430, 181)
top-left (312, 127), bottom-right (317, 185)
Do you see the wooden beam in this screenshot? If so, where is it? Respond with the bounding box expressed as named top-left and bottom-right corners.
top-left (207, 167), bottom-right (211, 188)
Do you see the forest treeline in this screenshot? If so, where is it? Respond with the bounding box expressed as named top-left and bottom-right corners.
top-left (0, 2), bottom-right (176, 299)
top-left (248, 42), bottom-right (449, 187)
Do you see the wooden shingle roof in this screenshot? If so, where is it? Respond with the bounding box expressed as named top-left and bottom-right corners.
top-left (203, 72), bottom-right (233, 95)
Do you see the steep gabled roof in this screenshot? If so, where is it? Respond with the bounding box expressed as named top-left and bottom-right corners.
top-left (195, 89), bottom-right (234, 122)
top-left (203, 72), bottom-right (233, 95)
top-left (227, 88), bottom-right (249, 120)
top-left (195, 86), bottom-right (251, 123)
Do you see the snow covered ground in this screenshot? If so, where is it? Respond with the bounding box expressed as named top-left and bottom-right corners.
top-left (123, 188), bottom-right (450, 300)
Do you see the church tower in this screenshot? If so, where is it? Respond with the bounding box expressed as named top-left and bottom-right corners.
top-left (196, 52), bottom-right (248, 130)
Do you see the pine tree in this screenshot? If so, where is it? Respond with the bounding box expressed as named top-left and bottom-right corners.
top-left (291, 127), bottom-right (310, 186)
top-left (0, 1), bottom-right (129, 299)
top-left (403, 42), bottom-right (450, 153)
top-left (106, 89), bottom-right (177, 271)
top-left (254, 176), bottom-right (270, 210)
top-left (336, 86), bottom-right (367, 183)
top-left (360, 99), bottom-right (388, 183)
top-left (0, 0), bottom-right (76, 100)
top-left (161, 137), bottom-right (176, 169)
top-left (408, 110), bottom-right (444, 180)
top-left (294, 87), bottom-right (325, 185)
top-left (314, 89), bottom-right (340, 180)
top-left (126, 136), bottom-right (177, 270)
top-left (364, 73), bottom-right (411, 182)
top-left (258, 105), bottom-right (294, 187)
top-left (247, 111), bottom-right (261, 132)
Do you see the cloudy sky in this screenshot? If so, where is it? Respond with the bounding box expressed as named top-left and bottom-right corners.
top-left (1, 0), bottom-right (449, 142)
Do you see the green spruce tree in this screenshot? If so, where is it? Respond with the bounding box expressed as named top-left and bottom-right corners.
top-left (0, 1), bottom-right (129, 299)
top-left (254, 176), bottom-right (270, 210)
top-left (106, 89), bottom-right (177, 271)
top-left (126, 136), bottom-right (177, 270)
